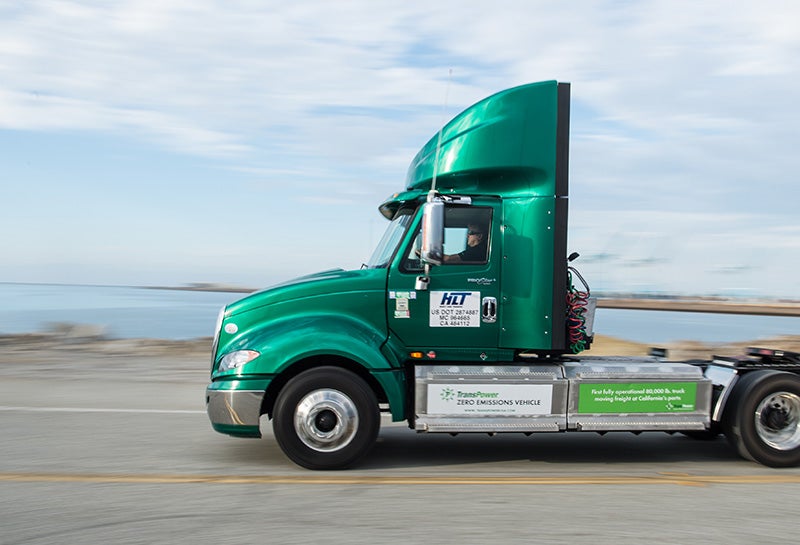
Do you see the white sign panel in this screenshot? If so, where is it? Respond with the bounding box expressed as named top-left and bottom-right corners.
top-left (426, 384), bottom-right (554, 415)
top-left (429, 291), bottom-right (480, 327)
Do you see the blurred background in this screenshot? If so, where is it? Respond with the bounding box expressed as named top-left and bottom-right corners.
top-left (1, 0), bottom-right (799, 345)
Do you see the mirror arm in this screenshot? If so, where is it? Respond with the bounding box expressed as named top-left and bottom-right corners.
top-left (415, 263), bottom-right (431, 291)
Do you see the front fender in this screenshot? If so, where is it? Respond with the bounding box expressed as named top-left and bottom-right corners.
top-left (213, 314), bottom-right (407, 421)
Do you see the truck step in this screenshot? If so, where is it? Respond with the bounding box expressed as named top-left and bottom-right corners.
top-left (415, 419), bottom-right (562, 433)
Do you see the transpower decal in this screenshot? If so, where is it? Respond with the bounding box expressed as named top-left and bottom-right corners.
top-left (578, 382), bottom-right (698, 413)
top-left (427, 384), bottom-right (553, 415)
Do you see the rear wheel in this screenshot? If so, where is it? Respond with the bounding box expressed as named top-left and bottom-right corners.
top-left (723, 371), bottom-right (800, 467)
top-left (272, 366), bottom-right (379, 470)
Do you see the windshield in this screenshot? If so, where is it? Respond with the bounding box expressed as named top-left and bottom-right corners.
top-left (365, 207), bottom-right (415, 268)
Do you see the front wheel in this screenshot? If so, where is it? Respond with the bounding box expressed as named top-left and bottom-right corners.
top-left (723, 371), bottom-right (800, 467)
top-left (272, 367), bottom-right (379, 470)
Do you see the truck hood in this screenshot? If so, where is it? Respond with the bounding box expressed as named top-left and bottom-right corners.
top-left (225, 268), bottom-right (386, 317)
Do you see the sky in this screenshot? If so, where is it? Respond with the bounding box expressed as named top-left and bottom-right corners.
top-left (2, 0), bottom-right (799, 298)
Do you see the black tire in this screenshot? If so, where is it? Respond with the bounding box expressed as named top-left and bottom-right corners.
top-left (722, 370), bottom-right (800, 467)
top-left (272, 366), bottom-right (379, 470)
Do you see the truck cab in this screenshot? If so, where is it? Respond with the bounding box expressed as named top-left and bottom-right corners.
top-left (206, 81), bottom-right (800, 470)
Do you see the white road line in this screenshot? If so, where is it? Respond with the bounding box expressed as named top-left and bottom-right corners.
top-left (0, 406), bottom-right (205, 414)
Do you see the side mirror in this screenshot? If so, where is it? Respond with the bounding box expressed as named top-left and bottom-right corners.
top-left (420, 200), bottom-right (444, 265)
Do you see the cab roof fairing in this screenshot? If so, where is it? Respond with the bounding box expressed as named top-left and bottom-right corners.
top-left (404, 80), bottom-right (569, 200)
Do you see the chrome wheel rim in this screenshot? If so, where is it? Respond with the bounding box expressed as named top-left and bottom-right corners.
top-left (755, 391), bottom-right (800, 450)
top-left (294, 389), bottom-right (359, 453)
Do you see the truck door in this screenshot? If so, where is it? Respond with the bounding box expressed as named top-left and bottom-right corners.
top-left (387, 201), bottom-right (501, 351)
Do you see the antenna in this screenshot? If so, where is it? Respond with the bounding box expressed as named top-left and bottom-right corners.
top-left (430, 68), bottom-right (453, 193)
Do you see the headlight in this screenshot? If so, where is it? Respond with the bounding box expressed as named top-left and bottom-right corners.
top-left (218, 350), bottom-right (260, 372)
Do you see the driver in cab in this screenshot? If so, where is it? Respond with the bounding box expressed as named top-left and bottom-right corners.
top-left (444, 223), bottom-right (487, 263)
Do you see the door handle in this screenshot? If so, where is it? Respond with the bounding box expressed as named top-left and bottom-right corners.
top-left (482, 297), bottom-right (497, 323)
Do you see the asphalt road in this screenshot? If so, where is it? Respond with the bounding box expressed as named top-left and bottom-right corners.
top-left (1, 345), bottom-right (799, 544)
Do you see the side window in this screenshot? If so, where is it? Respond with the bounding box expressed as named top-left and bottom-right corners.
top-left (402, 206), bottom-right (492, 270)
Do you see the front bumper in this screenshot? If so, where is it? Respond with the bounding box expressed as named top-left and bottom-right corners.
top-left (206, 381), bottom-right (269, 438)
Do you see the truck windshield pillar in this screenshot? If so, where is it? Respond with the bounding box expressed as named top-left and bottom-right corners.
top-left (365, 207), bottom-right (414, 268)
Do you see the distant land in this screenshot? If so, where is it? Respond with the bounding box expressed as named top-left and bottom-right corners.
top-left (145, 282), bottom-right (256, 293)
top-left (147, 283), bottom-right (800, 317)
top-left (597, 296), bottom-right (800, 317)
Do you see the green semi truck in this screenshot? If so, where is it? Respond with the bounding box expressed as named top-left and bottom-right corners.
top-left (206, 80), bottom-right (800, 469)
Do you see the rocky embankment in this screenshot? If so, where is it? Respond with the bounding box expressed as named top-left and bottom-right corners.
top-left (1, 323), bottom-right (798, 363)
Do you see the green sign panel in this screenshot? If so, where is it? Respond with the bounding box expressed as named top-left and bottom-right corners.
top-left (578, 382), bottom-right (697, 414)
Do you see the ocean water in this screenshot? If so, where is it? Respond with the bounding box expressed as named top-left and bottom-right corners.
top-left (0, 283), bottom-right (235, 340)
top-left (0, 283), bottom-right (798, 344)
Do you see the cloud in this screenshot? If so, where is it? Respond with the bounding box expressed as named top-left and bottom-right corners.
top-left (5, 2), bottom-right (798, 170)
top-left (1, 0), bottom-right (799, 293)
top-left (570, 207), bottom-right (800, 296)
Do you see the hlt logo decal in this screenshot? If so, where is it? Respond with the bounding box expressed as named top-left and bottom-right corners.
top-left (440, 292), bottom-right (471, 305)
top-left (430, 291), bottom-right (480, 328)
